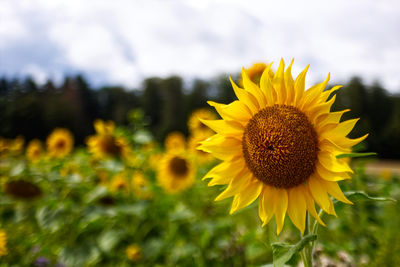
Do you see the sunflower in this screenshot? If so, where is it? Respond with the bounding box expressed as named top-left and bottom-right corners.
top-left (126, 244), bottom-right (142, 262)
top-left (46, 128), bottom-right (74, 158)
top-left (132, 172), bottom-right (153, 199)
top-left (199, 59), bottom-right (368, 234)
top-left (0, 230), bottom-right (7, 257)
top-left (188, 108), bottom-right (217, 136)
top-left (26, 139), bottom-right (43, 162)
top-left (110, 172), bottom-right (130, 194)
top-left (164, 131), bottom-right (186, 152)
top-left (0, 136), bottom-right (25, 156)
top-left (239, 62), bottom-right (274, 87)
top-left (157, 152), bottom-right (195, 194)
top-left (4, 179), bottom-right (42, 200)
top-left (86, 119), bottom-right (130, 159)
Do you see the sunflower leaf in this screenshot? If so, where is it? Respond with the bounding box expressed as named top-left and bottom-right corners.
top-left (271, 234), bottom-right (317, 267)
top-left (335, 152), bottom-right (377, 159)
top-left (343, 191), bottom-right (396, 202)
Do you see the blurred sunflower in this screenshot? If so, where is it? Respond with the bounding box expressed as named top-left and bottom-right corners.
top-left (157, 152), bottom-right (195, 194)
top-left (86, 119), bottom-right (130, 159)
top-left (46, 128), bottom-right (74, 158)
top-left (26, 139), bottom-right (43, 162)
top-left (110, 172), bottom-right (130, 194)
top-left (4, 179), bottom-right (42, 200)
top-left (164, 131), bottom-right (186, 152)
top-left (132, 172), bottom-right (153, 199)
top-left (0, 136), bottom-right (25, 156)
top-left (126, 244), bottom-right (142, 262)
top-left (188, 108), bottom-right (217, 136)
top-left (0, 230), bottom-right (7, 257)
top-left (199, 59), bottom-right (368, 234)
top-left (238, 62), bottom-right (274, 86)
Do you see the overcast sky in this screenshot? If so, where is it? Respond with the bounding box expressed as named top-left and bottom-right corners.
top-left (1, 0), bottom-right (400, 92)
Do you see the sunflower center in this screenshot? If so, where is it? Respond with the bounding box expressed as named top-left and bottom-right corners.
top-left (55, 139), bottom-right (66, 149)
top-left (169, 156), bottom-right (188, 177)
top-left (101, 135), bottom-right (122, 156)
top-left (242, 105), bottom-right (318, 188)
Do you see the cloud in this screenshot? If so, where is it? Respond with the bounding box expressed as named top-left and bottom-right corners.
top-left (0, 0), bottom-right (399, 92)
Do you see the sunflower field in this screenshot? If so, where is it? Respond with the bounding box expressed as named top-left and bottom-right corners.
top-left (0, 62), bottom-right (399, 267)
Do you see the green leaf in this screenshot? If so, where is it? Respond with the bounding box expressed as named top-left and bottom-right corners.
top-left (59, 242), bottom-right (100, 266)
top-left (336, 152), bottom-right (377, 159)
top-left (271, 234), bottom-right (317, 267)
top-left (97, 229), bottom-right (123, 253)
top-left (84, 186), bottom-right (108, 203)
top-left (35, 206), bottom-right (66, 233)
top-left (343, 191), bottom-right (396, 202)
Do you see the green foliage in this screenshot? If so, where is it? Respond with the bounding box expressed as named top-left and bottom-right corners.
top-left (271, 234), bottom-right (317, 267)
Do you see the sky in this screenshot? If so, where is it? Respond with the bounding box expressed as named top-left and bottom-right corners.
top-left (1, 0), bottom-right (400, 92)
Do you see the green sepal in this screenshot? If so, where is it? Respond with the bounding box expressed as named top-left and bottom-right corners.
top-left (336, 152), bottom-right (377, 159)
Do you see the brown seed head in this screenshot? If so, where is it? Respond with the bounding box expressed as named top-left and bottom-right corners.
top-left (242, 105), bottom-right (318, 188)
top-left (169, 156), bottom-right (189, 177)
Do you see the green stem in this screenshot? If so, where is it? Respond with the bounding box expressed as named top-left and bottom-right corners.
top-left (301, 213), bottom-right (313, 267)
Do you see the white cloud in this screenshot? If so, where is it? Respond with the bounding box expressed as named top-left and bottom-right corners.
top-left (0, 0), bottom-right (399, 92)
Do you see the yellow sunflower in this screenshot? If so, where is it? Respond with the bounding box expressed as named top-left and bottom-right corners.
top-left (132, 172), bottom-right (153, 199)
top-left (26, 139), bottom-right (43, 162)
top-left (0, 230), bottom-right (7, 257)
top-left (46, 128), bottom-right (74, 158)
top-left (199, 59), bottom-right (368, 234)
top-left (164, 131), bottom-right (186, 152)
top-left (126, 244), bottom-right (142, 262)
top-left (110, 172), bottom-right (130, 194)
top-left (239, 62), bottom-right (274, 86)
top-left (188, 108), bottom-right (217, 136)
top-left (157, 152), bottom-right (195, 194)
top-left (86, 119), bottom-right (130, 159)
top-left (0, 136), bottom-right (25, 156)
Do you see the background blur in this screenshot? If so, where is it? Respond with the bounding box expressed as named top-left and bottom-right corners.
top-left (1, 0), bottom-right (400, 159)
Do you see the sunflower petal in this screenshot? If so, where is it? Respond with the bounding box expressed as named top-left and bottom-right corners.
top-left (200, 119), bottom-right (243, 139)
top-left (318, 151), bottom-right (353, 173)
top-left (293, 64), bottom-right (309, 107)
top-left (214, 170), bottom-right (253, 201)
top-left (203, 158), bottom-right (245, 185)
top-left (318, 178), bottom-right (353, 204)
top-left (315, 162), bottom-right (351, 181)
top-left (261, 185), bottom-right (276, 226)
top-left (307, 95), bottom-right (337, 125)
top-left (301, 73), bottom-right (330, 109)
top-left (230, 77), bottom-right (259, 113)
top-left (199, 136), bottom-right (241, 160)
top-left (287, 186), bottom-right (307, 234)
top-left (303, 188), bottom-right (326, 226)
top-left (321, 119), bottom-right (359, 140)
top-left (274, 188), bottom-right (288, 235)
top-left (230, 180), bottom-right (263, 214)
top-left (284, 59), bottom-right (295, 105)
top-left (207, 101), bottom-right (252, 124)
top-left (308, 175), bottom-right (336, 215)
top-left (241, 68), bottom-right (267, 107)
top-left (272, 58), bottom-right (286, 104)
top-left (315, 109), bottom-right (350, 128)
top-left (320, 85), bottom-right (342, 103)
top-left (330, 134), bottom-right (369, 149)
top-left (259, 62), bottom-right (275, 105)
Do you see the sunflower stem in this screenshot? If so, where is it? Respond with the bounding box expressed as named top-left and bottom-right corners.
top-left (301, 213), bottom-right (313, 267)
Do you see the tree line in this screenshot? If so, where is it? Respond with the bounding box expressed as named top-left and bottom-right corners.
top-left (0, 74), bottom-right (399, 159)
